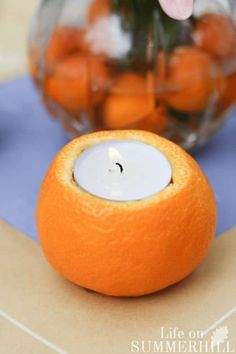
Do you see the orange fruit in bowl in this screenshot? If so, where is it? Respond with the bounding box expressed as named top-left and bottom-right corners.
top-left (156, 51), bottom-right (167, 89)
top-left (218, 72), bottom-right (236, 110)
top-left (193, 14), bottom-right (236, 58)
top-left (164, 47), bottom-right (226, 113)
top-left (136, 105), bottom-right (170, 134)
top-left (44, 54), bottom-right (109, 114)
top-left (37, 130), bottom-right (216, 297)
top-left (45, 26), bottom-right (90, 70)
top-left (103, 73), bottom-right (155, 129)
top-left (88, 0), bottom-right (111, 24)
top-left (218, 48), bottom-right (236, 77)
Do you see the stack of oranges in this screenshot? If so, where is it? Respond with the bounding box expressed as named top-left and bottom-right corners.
top-left (31, 0), bottom-right (236, 137)
top-left (193, 13), bottom-right (236, 111)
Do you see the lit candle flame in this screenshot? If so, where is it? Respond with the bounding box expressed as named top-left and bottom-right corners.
top-left (108, 147), bottom-right (123, 162)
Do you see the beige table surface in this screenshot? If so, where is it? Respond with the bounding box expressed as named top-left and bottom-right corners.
top-left (0, 219), bottom-right (235, 354)
top-left (0, 0), bottom-right (39, 81)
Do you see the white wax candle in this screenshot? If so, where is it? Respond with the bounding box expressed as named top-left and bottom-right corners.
top-left (74, 140), bottom-right (172, 201)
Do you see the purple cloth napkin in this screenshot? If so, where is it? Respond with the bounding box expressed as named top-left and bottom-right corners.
top-left (0, 76), bottom-right (235, 241)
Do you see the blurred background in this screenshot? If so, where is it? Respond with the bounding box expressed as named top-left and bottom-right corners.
top-left (0, 0), bottom-right (38, 80)
top-left (0, 0), bottom-right (236, 240)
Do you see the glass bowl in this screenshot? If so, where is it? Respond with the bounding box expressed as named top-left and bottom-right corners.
top-left (29, 0), bottom-right (236, 149)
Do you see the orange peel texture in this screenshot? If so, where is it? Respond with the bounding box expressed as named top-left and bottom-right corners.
top-left (37, 130), bottom-right (216, 297)
top-left (45, 27), bottom-right (89, 70)
top-left (44, 55), bottom-right (109, 114)
top-left (103, 73), bottom-right (155, 129)
top-left (88, 0), bottom-right (111, 24)
top-left (164, 47), bottom-right (226, 113)
top-left (136, 105), bottom-right (170, 134)
top-left (193, 14), bottom-right (236, 58)
top-left (218, 72), bottom-right (236, 110)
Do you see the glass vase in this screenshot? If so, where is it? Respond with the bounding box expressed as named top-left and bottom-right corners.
top-left (29, 0), bottom-right (236, 149)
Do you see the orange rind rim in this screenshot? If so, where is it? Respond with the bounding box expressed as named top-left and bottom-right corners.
top-left (50, 130), bottom-right (199, 210)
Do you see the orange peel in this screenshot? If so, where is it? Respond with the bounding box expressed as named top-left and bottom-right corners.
top-left (37, 130), bottom-right (216, 297)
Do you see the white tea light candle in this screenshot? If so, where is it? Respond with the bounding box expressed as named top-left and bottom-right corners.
top-left (73, 140), bottom-right (172, 201)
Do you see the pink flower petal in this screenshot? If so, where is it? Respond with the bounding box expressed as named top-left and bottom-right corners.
top-left (159, 0), bottom-right (194, 20)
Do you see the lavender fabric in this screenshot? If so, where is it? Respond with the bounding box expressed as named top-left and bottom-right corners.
top-left (0, 76), bottom-right (235, 241)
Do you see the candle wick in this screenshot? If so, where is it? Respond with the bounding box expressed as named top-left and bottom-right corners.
top-left (116, 162), bottom-right (124, 174)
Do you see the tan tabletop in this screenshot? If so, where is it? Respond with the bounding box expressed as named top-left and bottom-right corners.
top-left (0, 219), bottom-right (235, 354)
